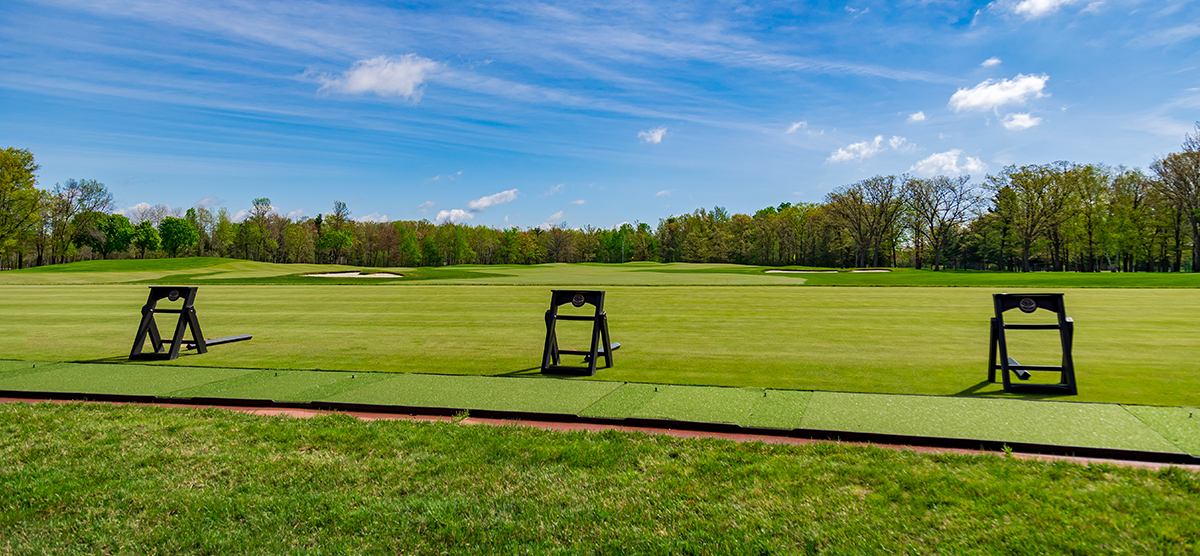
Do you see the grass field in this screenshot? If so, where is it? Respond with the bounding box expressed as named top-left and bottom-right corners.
top-left (1, 402), bottom-right (1197, 554)
top-left (1, 259), bottom-right (1198, 406)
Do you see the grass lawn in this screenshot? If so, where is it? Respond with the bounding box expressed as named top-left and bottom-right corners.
top-left (1, 259), bottom-right (1198, 406)
top-left (1, 402), bottom-right (1197, 554)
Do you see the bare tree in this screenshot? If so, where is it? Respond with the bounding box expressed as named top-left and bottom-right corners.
top-left (906, 174), bottom-right (980, 270)
top-left (1152, 123), bottom-right (1200, 272)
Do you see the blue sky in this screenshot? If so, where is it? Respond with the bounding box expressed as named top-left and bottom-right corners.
top-left (2, 0), bottom-right (1198, 228)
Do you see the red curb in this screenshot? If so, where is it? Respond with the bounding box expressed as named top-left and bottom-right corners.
top-left (3, 397), bottom-right (1195, 472)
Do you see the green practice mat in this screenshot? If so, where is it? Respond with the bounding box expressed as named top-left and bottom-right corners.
top-left (799, 392), bottom-right (1181, 453)
top-left (0, 363), bottom-right (253, 397)
top-left (1124, 405), bottom-right (1200, 456)
top-left (1, 360), bottom-right (1197, 456)
top-left (166, 370), bottom-right (391, 402)
top-left (324, 373), bottom-right (623, 415)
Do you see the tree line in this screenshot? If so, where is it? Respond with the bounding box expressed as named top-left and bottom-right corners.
top-left (2, 125), bottom-right (1198, 272)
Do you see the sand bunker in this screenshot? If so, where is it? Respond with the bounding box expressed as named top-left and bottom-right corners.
top-left (850, 269), bottom-right (891, 273)
top-left (766, 269), bottom-right (837, 274)
top-left (303, 271), bottom-right (404, 278)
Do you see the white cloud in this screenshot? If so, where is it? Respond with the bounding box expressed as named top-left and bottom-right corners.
top-left (539, 211), bottom-right (564, 230)
top-left (117, 202), bottom-right (152, 218)
top-left (434, 209), bottom-right (474, 223)
top-left (786, 121), bottom-right (807, 133)
top-left (546, 183), bottom-right (564, 195)
top-left (907, 111), bottom-right (926, 123)
top-left (233, 209), bottom-right (250, 222)
top-left (828, 134), bottom-right (911, 163)
top-left (1001, 112), bottom-right (1042, 130)
top-left (655, 190), bottom-right (673, 197)
top-left (981, 57), bottom-right (1002, 68)
top-left (829, 136), bottom-right (884, 162)
top-left (909, 150), bottom-right (988, 176)
top-left (356, 212), bottom-right (388, 222)
top-left (286, 209), bottom-right (305, 219)
top-left (638, 126), bottom-right (667, 144)
top-left (319, 54), bottom-right (439, 100)
top-left (466, 189), bottom-right (519, 211)
top-left (1010, 0), bottom-right (1082, 18)
top-left (195, 196), bottom-right (222, 208)
top-left (570, 199), bottom-right (586, 205)
top-left (416, 201), bottom-right (434, 213)
top-left (949, 74), bottom-right (1048, 112)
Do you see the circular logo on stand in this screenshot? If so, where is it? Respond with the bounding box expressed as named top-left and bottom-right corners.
top-left (571, 294), bottom-right (586, 307)
top-left (1018, 297), bottom-right (1037, 313)
top-left (168, 289), bottom-right (180, 301)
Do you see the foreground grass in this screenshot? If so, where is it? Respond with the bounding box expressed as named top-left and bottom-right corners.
top-left (0, 403), bottom-right (1196, 554)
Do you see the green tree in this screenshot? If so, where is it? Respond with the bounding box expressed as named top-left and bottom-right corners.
top-left (158, 216), bottom-right (200, 257)
top-left (132, 221), bottom-right (161, 258)
top-left (0, 147), bottom-right (42, 256)
top-left (986, 164), bottom-right (1074, 272)
top-left (1152, 123), bottom-right (1200, 272)
top-left (77, 212), bottom-right (134, 258)
top-left (317, 230), bottom-right (353, 264)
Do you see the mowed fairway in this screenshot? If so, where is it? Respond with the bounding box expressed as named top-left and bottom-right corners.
top-left (2, 260), bottom-right (1198, 406)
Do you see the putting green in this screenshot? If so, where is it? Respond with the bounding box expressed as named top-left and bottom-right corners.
top-left (799, 392), bottom-right (1180, 453)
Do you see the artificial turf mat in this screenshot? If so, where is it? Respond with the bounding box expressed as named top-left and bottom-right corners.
top-left (0, 363), bottom-right (254, 397)
top-left (578, 383), bottom-right (659, 418)
top-left (746, 389), bottom-right (813, 429)
top-left (324, 373), bottom-right (623, 415)
top-left (799, 392), bottom-right (1181, 453)
top-left (629, 384), bottom-right (757, 424)
top-left (2, 360), bottom-right (1198, 455)
top-left (165, 369), bottom-right (391, 402)
top-left (1124, 405), bottom-right (1200, 456)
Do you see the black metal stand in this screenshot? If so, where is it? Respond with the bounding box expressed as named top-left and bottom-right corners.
top-left (541, 290), bottom-right (619, 376)
top-left (129, 286), bottom-right (251, 361)
top-left (988, 293), bottom-right (1076, 395)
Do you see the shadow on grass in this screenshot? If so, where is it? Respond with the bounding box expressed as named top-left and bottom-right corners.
top-left (492, 367), bottom-right (543, 378)
top-left (953, 380), bottom-right (1075, 401)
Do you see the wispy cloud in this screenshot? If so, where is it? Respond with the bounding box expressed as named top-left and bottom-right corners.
top-left (639, 126), bottom-right (667, 144)
top-left (545, 183), bottom-right (564, 196)
top-left (356, 211), bottom-right (388, 222)
top-left (827, 135), bottom-right (910, 163)
top-left (1001, 112), bottom-right (1042, 130)
top-left (416, 201), bottom-right (434, 213)
top-left (429, 171), bottom-right (463, 181)
top-left (907, 112), bottom-right (926, 123)
top-left (286, 209), bottom-right (305, 219)
top-left (466, 189), bottom-right (519, 211)
top-left (981, 57), bottom-right (1002, 68)
top-left (909, 150), bottom-right (987, 176)
top-left (655, 190), bottom-right (673, 197)
top-left (786, 121), bottom-right (807, 133)
top-left (319, 54), bottom-right (439, 100)
top-left (950, 74), bottom-right (1048, 112)
top-left (195, 196), bottom-right (223, 208)
top-left (1008, 0), bottom-right (1084, 19)
top-left (570, 199), bottom-right (585, 205)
